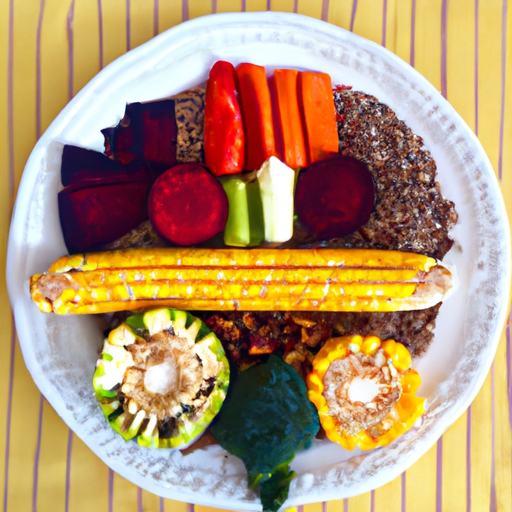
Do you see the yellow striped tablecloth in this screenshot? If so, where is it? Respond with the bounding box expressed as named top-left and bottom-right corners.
top-left (1, 1), bottom-right (511, 511)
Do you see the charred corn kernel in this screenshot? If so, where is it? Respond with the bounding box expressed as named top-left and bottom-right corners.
top-left (30, 247), bottom-right (454, 315)
top-left (360, 335), bottom-right (381, 355)
top-left (401, 369), bottom-right (422, 394)
top-left (307, 334), bottom-right (425, 451)
top-left (382, 339), bottom-right (412, 370)
top-left (393, 343), bottom-right (413, 371)
top-left (382, 339), bottom-right (397, 359)
top-left (348, 334), bottom-right (363, 353)
top-left (328, 348), bottom-right (348, 362)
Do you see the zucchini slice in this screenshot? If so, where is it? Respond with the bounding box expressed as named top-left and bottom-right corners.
top-left (93, 308), bottom-right (230, 449)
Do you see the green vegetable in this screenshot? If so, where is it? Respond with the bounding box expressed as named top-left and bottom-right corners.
top-left (92, 308), bottom-right (230, 449)
top-left (221, 174), bottom-right (264, 247)
top-left (211, 355), bottom-right (320, 511)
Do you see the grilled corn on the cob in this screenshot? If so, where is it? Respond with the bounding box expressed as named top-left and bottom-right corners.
top-left (30, 247), bottom-right (454, 315)
top-left (307, 334), bottom-right (425, 450)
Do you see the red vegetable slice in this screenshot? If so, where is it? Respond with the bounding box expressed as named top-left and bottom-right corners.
top-left (295, 155), bottom-right (375, 238)
top-left (61, 145), bottom-right (124, 186)
top-left (101, 100), bottom-right (178, 173)
top-left (204, 61), bottom-right (245, 176)
top-left (148, 163), bottom-right (229, 246)
top-left (58, 178), bottom-right (151, 254)
top-left (67, 163), bottom-right (150, 187)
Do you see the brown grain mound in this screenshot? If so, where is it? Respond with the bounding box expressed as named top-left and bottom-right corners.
top-left (328, 88), bottom-right (458, 260)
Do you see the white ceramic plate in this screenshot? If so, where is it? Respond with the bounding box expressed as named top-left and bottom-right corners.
top-left (7, 12), bottom-right (511, 510)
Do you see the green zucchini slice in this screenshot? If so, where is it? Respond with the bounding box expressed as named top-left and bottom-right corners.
top-left (92, 308), bottom-right (230, 449)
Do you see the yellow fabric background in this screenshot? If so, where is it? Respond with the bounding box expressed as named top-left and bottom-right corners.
top-left (1, 0), bottom-right (511, 511)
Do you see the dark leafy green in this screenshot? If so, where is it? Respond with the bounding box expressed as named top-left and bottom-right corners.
top-left (211, 355), bottom-right (320, 512)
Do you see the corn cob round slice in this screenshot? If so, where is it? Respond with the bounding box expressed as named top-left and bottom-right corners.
top-left (93, 308), bottom-right (230, 449)
top-left (306, 334), bottom-right (425, 450)
top-left (30, 247), bottom-right (454, 315)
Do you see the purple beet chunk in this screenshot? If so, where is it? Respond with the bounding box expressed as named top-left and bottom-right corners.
top-left (61, 145), bottom-right (123, 186)
top-left (295, 155), bottom-right (376, 238)
top-left (58, 179), bottom-right (150, 254)
top-left (68, 160), bottom-right (151, 187)
top-left (101, 100), bottom-right (178, 172)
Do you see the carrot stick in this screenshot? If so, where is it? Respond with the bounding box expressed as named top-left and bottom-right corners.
top-left (236, 63), bottom-right (276, 170)
top-left (272, 69), bottom-right (308, 169)
top-left (298, 71), bottom-right (339, 163)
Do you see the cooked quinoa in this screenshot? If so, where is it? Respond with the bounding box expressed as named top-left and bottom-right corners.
top-left (328, 87), bottom-right (458, 260)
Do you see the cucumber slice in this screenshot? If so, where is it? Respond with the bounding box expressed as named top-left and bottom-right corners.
top-left (93, 308), bottom-right (230, 449)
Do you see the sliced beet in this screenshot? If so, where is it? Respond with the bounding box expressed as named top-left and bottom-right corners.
top-left (148, 163), bottom-right (228, 246)
top-left (59, 178), bottom-right (151, 254)
top-left (295, 155), bottom-right (375, 238)
top-left (67, 162), bottom-right (150, 187)
top-left (61, 144), bottom-right (152, 188)
top-left (101, 100), bottom-right (178, 173)
top-left (61, 145), bottom-right (123, 186)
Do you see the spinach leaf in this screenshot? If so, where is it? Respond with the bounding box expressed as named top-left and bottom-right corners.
top-left (211, 355), bottom-right (320, 511)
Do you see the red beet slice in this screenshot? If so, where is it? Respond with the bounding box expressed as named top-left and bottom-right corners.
top-left (59, 178), bottom-right (151, 254)
top-left (67, 163), bottom-right (150, 187)
top-left (61, 145), bottom-right (124, 186)
top-left (295, 155), bottom-right (375, 238)
top-left (61, 144), bottom-right (152, 188)
top-left (101, 100), bottom-right (178, 173)
top-left (148, 163), bottom-right (228, 246)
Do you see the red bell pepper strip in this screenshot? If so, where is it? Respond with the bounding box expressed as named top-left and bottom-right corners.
top-left (272, 69), bottom-right (308, 169)
top-left (204, 61), bottom-right (245, 176)
top-left (298, 71), bottom-right (339, 163)
top-left (236, 63), bottom-right (276, 170)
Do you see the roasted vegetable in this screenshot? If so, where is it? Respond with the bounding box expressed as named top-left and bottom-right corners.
top-left (295, 154), bottom-right (376, 238)
top-left (307, 334), bottom-right (425, 450)
top-left (93, 308), bottom-right (229, 448)
top-left (58, 173), bottom-right (152, 254)
top-left (147, 163), bottom-right (229, 246)
top-left (61, 144), bottom-right (131, 186)
top-left (204, 61), bottom-right (245, 176)
top-left (220, 174), bottom-right (264, 247)
top-left (211, 355), bottom-right (319, 512)
top-left (272, 69), bottom-right (308, 169)
top-left (236, 63), bottom-right (276, 170)
top-left (102, 99), bottom-right (178, 173)
top-left (298, 71), bottom-right (339, 163)
top-left (30, 247), bottom-right (454, 315)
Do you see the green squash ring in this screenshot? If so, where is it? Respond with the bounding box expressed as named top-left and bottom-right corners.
top-left (92, 307), bottom-right (230, 449)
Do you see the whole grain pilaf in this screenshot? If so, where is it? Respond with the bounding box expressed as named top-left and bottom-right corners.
top-left (329, 87), bottom-right (458, 260)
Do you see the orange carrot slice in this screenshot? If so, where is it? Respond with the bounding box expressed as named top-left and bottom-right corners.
top-left (298, 71), bottom-right (339, 163)
top-left (236, 63), bottom-right (276, 170)
top-left (272, 69), bottom-right (308, 169)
